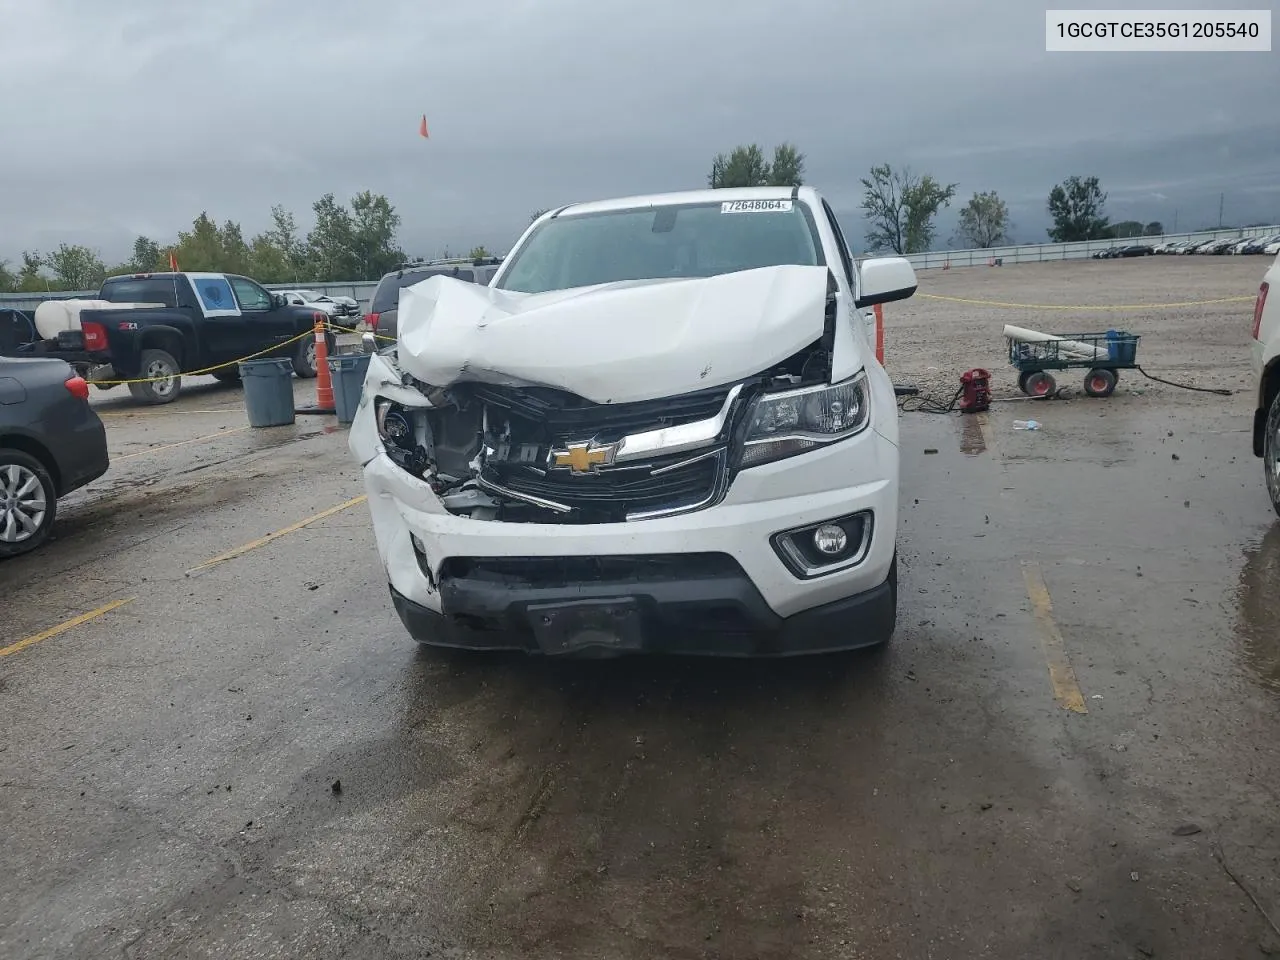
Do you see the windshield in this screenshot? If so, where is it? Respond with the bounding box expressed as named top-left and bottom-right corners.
top-left (495, 200), bottom-right (825, 295)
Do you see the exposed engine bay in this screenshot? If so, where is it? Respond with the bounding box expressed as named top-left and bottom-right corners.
top-left (376, 331), bottom-right (835, 524)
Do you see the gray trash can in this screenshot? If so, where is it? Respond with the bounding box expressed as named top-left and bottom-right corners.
top-left (238, 358), bottom-right (296, 428)
top-left (329, 354), bottom-right (371, 426)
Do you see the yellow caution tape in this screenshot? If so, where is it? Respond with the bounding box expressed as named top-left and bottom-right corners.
top-left (326, 320), bottom-right (396, 342)
top-left (917, 293), bottom-right (1256, 311)
top-left (91, 328), bottom-right (317, 386)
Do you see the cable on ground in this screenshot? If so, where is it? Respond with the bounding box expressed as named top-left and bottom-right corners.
top-left (1134, 366), bottom-right (1233, 396)
top-left (898, 386), bottom-right (963, 415)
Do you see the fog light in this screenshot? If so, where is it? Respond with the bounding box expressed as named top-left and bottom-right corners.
top-left (813, 524), bottom-right (848, 555)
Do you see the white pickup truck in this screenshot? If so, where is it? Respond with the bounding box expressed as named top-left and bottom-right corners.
top-left (349, 186), bottom-right (918, 657)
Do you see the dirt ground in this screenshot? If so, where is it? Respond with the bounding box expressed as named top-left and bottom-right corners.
top-left (884, 255), bottom-right (1262, 402)
top-left (2, 255), bottom-right (1279, 960)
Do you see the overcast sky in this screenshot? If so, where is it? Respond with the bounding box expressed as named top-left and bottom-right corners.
top-left (2, 0), bottom-right (1278, 265)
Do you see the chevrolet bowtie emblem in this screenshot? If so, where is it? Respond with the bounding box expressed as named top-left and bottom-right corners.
top-left (549, 440), bottom-right (618, 474)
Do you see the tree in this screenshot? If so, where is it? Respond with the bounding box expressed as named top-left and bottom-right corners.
top-left (468, 245), bottom-right (491, 259)
top-left (218, 221), bottom-right (252, 276)
top-left (306, 193), bottom-right (355, 281)
top-left (1144, 221), bottom-right (1164, 236)
top-left (0, 260), bottom-right (15, 293)
top-left (860, 164), bottom-right (958, 254)
top-left (44, 243), bottom-right (107, 290)
top-left (1046, 176), bottom-right (1109, 242)
top-left (265, 205), bottom-right (305, 280)
top-left (174, 213), bottom-right (227, 272)
top-left (955, 191), bottom-right (1011, 248)
top-left (1110, 220), bottom-right (1145, 239)
top-left (129, 236), bottom-right (162, 273)
top-left (16, 252), bottom-right (47, 292)
top-left (347, 190), bottom-right (404, 280)
top-left (707, 142), bottom-right (806, 188)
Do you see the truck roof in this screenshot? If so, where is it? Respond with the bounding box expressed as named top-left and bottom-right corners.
top-left (554, 185), bottom-right (820, 218)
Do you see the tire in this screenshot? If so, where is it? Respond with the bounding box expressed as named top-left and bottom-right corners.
top-left (1018, 370), bottom-right (1035, 395)
top-left (1024, 371), bottom-right (1057, 397)
top-left (126, 349), bottom-right (182, 405)
top-left (212, 368), bottom-right (241, 383)
top-left (1084, 368), bottom-right (1117, 398)
top-left (1265, 389), bottom-right (1280, 519)
top-left (0, 449), bottom-right (57, 558)
top-left (291, 333), bottom-right (333, 379)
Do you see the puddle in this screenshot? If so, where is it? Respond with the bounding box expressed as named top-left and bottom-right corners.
top-left (1235, 523), bottom-right (1280, 693)
top-left (957, 416), bottom-right (987, 456)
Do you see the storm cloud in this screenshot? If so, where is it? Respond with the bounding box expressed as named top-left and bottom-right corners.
top-left (2, 0), bottom-right (1276, 263)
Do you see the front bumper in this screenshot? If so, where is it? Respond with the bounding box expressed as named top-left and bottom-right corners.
top-left (388, 555), bottom-right (895, 656)
top-left (356, 385), bottom-right (899, 655)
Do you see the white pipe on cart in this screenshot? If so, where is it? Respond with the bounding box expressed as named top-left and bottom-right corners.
top-left (1002, 324), bottom-right (1110, 361)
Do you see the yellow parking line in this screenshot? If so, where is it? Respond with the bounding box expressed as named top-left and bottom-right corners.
top-left (0, 598), bottom-right (135, 658)
top-left (186, 495), bottom-right (368, 574)
top-left (114, 427), bottom-right (249, 461)
top-left (1021, 560), bottom-right (1087, 714)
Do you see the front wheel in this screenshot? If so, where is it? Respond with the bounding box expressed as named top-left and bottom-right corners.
top-left (0, 449), bottom-right (57, 558)
top-left (1265, 390), bottom-right (1280, 518)
top-left (1024, 371), bottom-right (1057, 397)
top-left (127, 349), bottom-right (182, 405)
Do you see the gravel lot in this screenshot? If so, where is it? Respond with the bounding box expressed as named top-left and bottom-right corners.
top-left (884, 255), bottom-right (1266, 403)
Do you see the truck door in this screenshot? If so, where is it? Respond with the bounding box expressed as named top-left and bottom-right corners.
top-left (227, 276), bottom-right (298, 359)
top-left (183, 273), bottom-right (247, 366)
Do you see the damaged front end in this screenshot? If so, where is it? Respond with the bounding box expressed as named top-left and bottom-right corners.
top-left (363, 268), bottom-right (871, 525)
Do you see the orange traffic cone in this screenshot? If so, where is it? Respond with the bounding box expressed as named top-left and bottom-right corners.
top-left (296, 315), bottom-right (336, 415)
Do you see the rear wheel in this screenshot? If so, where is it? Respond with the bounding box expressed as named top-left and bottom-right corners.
top-left (127, 349), bottom-right (181, 405)
top-left (1084, 368), bottom-right (1117, 398)
top-left (291, 332), bottom-right (334, 379)
top-left (0, 450), bottom-right (56, 558)
top-left (1024, 371), bottom-right (1057, 397)
top-left (1265, 390), bottom-right (1280, 518)
top-left (1018, 370), bottom-right (1035, 394)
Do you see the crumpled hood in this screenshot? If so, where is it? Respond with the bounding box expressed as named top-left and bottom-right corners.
top-left (395, 265), bottom-right (833, 404)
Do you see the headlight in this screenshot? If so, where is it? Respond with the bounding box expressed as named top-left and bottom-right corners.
top-left (375, 399), bottom-right (415, 449)
top-left (741, 371), bottom-right (870, 467)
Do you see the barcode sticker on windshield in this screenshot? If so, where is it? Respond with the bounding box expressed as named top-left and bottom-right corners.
top-left (720, 199), bottom-right (793, 214)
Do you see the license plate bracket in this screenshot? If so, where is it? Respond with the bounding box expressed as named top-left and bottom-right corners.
top-left (526, 597), bottom-right (644, 654)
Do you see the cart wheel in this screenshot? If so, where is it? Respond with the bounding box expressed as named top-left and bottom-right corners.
top-left (1024, 371), bottom-right (1057, 397)
top-left (1084, 368), bottom-right (1117, 398)
top-left (1018, 370), bottom-right (1035, 395)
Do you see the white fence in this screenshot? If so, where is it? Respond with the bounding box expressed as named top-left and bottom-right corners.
top-left (4, 224), bottom-right (1277, 312)
top-left (892, 225), bottom-right (1280, 271)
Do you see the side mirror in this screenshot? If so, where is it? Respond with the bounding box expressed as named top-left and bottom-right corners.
top-left (854, 257), bottom-right (918, 309)
top-left (361, 332), bottom-right (377, 354)
top-left (270, 293), bottom-right (285, 308)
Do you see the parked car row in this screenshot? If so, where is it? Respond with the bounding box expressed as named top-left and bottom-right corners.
top-left (1092, 244), bottom-right (1155, 259)
top-left (1156, 235), bottom-right (1280, 256)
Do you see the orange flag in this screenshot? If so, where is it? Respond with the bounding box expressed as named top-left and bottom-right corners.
top-left (419, 114), bottom-right (429, 138)
top-left (169, 251), bottom-right (179, 271)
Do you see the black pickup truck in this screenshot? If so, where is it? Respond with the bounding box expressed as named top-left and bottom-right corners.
top-left (0, 272), bottom-right (334, 404)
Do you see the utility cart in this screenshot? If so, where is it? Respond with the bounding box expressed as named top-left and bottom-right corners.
top-left (1006, 329), bottom-right (1141, 398)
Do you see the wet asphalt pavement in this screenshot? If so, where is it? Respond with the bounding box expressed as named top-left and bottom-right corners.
top-left (2, 374), bottom-right (1280, 960)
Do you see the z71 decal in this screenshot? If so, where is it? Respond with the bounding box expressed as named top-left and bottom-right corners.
top-left (720, 199), bottom-right (793, 214)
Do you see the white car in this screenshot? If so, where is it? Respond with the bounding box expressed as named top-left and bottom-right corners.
top-left (1265, 240), bottom-right (1280, 256)
top-left (1251, 253), bottom-right (1280, 514)
top-left (349, 186), bottom-right (917, 656)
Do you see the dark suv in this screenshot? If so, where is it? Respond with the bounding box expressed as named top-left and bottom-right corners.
top-left (365, 258), bottom-right (502, 341)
